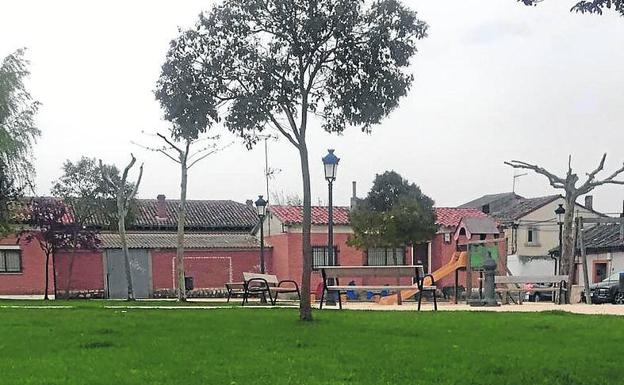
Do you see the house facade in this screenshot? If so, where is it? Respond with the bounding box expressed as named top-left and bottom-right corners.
top-left (576, 223), bottom-right (624, 285)
top-left (264, 205), bottom-right (504, 293)
top-left (460, 193), bottom-right (601, 277)
top-left (0, 195), bottom-right (269, 298)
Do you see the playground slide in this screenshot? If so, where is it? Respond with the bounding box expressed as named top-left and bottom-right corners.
top-left (378, 251), bottom-right (468, 305)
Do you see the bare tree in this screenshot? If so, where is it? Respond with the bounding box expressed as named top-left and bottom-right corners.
top-left (100, 154), bottom-right (143, 301)
top-left (506, 154), bottom-right (624, 300)
top-left (136, 134), bottom-right (227, 301)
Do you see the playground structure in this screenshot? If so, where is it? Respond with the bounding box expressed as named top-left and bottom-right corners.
top-left (378, 238), bottom-right (507, 305)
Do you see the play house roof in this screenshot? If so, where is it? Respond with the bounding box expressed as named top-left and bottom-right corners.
top-left (434, 207), bottom-right (489, 228)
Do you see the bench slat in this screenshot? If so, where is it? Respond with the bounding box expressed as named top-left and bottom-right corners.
top-left (319, 265), bottom-right (423, 278)
top-left (327, 285), bottom-right (420, 291)
top-left (495, 275), bottom-right (569, 284)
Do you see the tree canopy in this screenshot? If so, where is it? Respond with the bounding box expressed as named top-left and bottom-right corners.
top-left (51, 156), bottom-right (135, 230)
top-left (0, 49), bottom-right (40, 188)
top-left (349, 171), bottom-right (437, 250)
top-left (518, 0), bottom-right (624, 16)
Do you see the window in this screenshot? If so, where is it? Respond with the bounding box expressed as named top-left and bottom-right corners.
top-left (0, 249), bottom-right (22, 273)
top-left (367, 248), bottom-right (406, 266)
top-left (312, 246), bottom-right (338, 268)
top-left (526, 227), bottom-right (539, 246)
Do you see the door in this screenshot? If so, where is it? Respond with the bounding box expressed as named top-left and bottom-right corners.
top-left (413, 243), bottom-right (429, 273)
top-left (105, 249), bottom-right (151, 299)
top-left (593, 262), bottom-right (607, 284)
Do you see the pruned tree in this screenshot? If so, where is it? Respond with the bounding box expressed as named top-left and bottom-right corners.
top-left (505, 154), bottom-right (624, 300)
top-left (100, 154), bottom-right (144, 301)
top-left (0, 48), bottom-right (41, 189)
top-left (136, 133), bottom-right (227, 301)
top-left (518, 0), bottom-right (624, 16)
top-left (155, 0), bottom-right (428, 321)
top-left (52, 157), bottom-right (123, 297)
top-left (20, 198), bottom-right (100, 299)
top-left (271, 190), bottom-right (303, 206)
top-left (349, 171), bottom-right (437, 304)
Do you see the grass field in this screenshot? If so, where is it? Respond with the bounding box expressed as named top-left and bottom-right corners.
top-left (1, 301), bottom-right (623, 385)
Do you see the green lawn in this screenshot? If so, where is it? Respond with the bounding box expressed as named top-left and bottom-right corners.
top-left (0, 303), bottom-right (622, 385)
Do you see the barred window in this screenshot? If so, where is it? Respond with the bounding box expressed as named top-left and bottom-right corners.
top-left (366, 248), bottom-right (406, 266)
top-left (0, 249), bottom-right (22, 273)
top-left (312, 246), bottom-right (338, 268)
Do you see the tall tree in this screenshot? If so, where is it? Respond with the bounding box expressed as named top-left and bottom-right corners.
top-left (0, 48), bottom-right (41, 189)
top-left (156, 0), bottom-right (428, 321)
top-left (137, 133), bottom-right (226, 301)
top-left (100, 155), bottom-right (144, 301)
top-left (505, 154), bottom-right (624, 301)
top-left (518, 0), bottom-right (624, 16)
top-left (20, 198), bottom-right (100, 299)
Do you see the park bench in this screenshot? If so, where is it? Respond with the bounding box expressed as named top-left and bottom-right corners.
top-left (240, 272), bottom-right (301, 306)
top-left (225, 282), bottom-right (246, 303)
top-left (318, 265), bottom-right (438, 311)
top-left (495, 275), bottom-right (569, 304)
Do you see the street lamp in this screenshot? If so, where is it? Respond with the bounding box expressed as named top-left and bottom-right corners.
top-left (555, 203), bottom-right (566, 275)
top-left (322, 149), bottom-right (340, 305)
top-left (255, 195), bottom-right (268, 274)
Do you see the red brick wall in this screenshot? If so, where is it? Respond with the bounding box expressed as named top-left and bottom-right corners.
top-left (0, 234), bottom-right (53, 295)
top-left (54, 250), bottom-right (104, 293)
top-left (267, 231), bottom-right (414, 295)
top-left (151, 248), bottom-right (271, 290)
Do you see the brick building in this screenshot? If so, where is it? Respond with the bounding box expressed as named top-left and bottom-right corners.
top-left (0, 195), bottom-right (268, 298)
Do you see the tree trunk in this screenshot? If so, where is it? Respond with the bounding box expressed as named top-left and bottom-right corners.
top-left (298, 141), bottom-right (313, 321)
top-left (561, 196), bottom-right (576, 278)
top-left (176, 157), bottom-right (188, 301)
top-left (44, 251), bottom-right (50, 300)
top-left (52, 252), bottom-right (58, 300)
top-left (118, 193), bottom-right (134, 301)
top-left (579, 218), bottom-right (592, 304)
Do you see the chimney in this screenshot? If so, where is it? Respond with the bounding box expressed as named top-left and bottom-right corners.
top-left (245, 199), bottom-right (253, 207)
top-left (156, 194), bottom-right (167, 220)
top-left (584, 195), bottom-right (593, 211)
top-left (350, 181), bottom-right (358, 210)
top-left (482, 204), bottom-right (490, 214)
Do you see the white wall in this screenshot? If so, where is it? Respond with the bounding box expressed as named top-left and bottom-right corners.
top-left (576, 251), bottom-right (624, 285)
top-left (507, 254), bottom-right (557, 276)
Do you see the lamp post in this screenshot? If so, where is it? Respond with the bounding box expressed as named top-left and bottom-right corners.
top-left (255, 195), bottom-right (268, 274)
top-left (555, 203), bottom-right (565, 275)
top-left (322, 149), bottom-right (340, 306)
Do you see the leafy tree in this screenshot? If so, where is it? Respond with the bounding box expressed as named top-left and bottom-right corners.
top-left (51, 157), bottom-right (130, 296)
top-left (0, 160), bottom-right (21, 235)
top-left (100, 154), bottom-right (144, 301)
top-left (0, 48), bottom-right (41, 189)
top-left (506, 154), bottom-right (624, 303)
top-left (156, 0), bottom-right (428, 320)
top-left (20, 198), bottom-right (100, 299)
top-left (518, 0), bottom-right (624, 16)
top-left (349, 171), bottom-right (437, 304)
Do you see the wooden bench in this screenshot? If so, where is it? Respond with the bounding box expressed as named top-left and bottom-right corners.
top-left (318, 265), bottom-right (438, 311)
top-left (225, 282), bottom-right (245, 303)
top-left (241, 272), bottom-right (301, 306)
top-left (495, 275), bottom-right (569, 304)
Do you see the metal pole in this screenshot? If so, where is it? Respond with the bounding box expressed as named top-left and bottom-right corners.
top-left (557, 222), bottom-right (563, 275)
top-left (260, 216), bottom-right (265, 273)
top-left (326, 179), bottom-right (336, 306)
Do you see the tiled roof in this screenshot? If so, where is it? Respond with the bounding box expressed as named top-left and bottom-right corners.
top-left (435, 207), bottom-right (489, 228)
top-left (459, 192), bottom-right (523, 211)
top-left (131, 199), bottom-right (258, 231)
top-left (99, 232), bottom-right (261, 249)
top-left (582, 223), bottom-right (624, 251)
top-left (270, 206), bottom-right (351, 226)
top-left (462, 193), bottom-right (561, 223)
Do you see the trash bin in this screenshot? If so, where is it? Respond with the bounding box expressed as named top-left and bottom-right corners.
top-left (185, 276), bottom-right (194, 292)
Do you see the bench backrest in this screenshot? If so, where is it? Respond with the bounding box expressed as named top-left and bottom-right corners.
top-left (319, 265), bottom-right (423, 279)
top-left (495, 275), bottom-right (569, 285)
top-left (243, 272), bottom-right (279, 285)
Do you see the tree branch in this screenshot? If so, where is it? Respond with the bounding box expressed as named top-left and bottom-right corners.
top-left (505, 160), bottom-right (566, 189)
top-left (187, 142), bottom-right (233, 169)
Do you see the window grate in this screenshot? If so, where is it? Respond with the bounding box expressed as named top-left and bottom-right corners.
top-left (366, 248), bottom-right (406, 266)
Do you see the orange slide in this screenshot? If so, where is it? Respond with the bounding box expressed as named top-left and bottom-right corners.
top-left (378, 251), bottom-right (468, 305)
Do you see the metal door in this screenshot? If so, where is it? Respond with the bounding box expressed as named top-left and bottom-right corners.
top-left (105, 249), bottom-right (151, 299)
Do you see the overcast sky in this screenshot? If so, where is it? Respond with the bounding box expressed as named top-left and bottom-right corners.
top-left (1, 0), bottom-right (623, 213)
